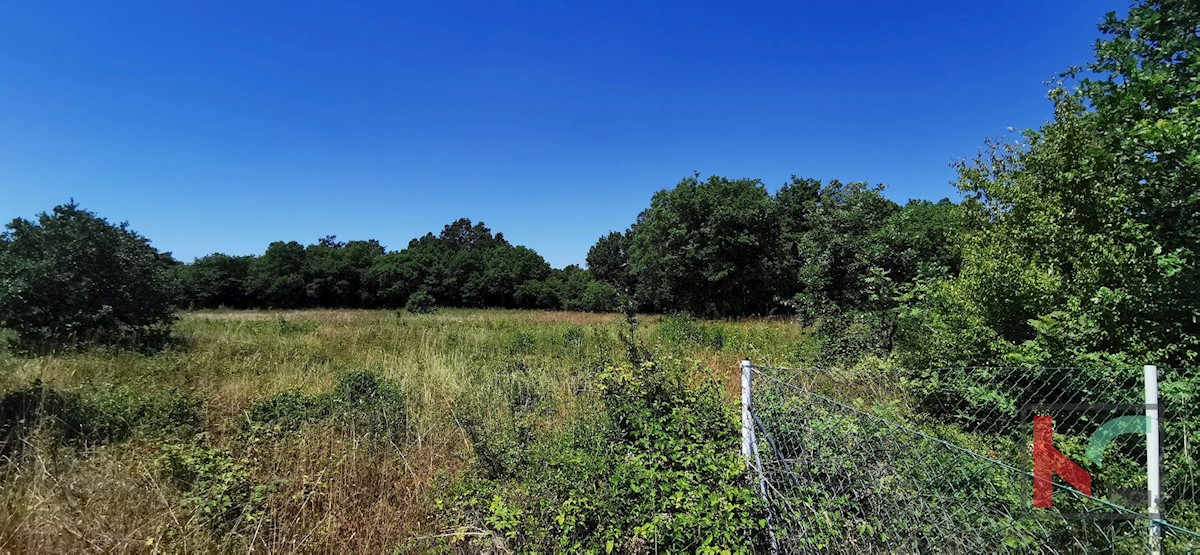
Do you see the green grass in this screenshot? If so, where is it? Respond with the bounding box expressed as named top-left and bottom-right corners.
top-left (0, 309), bottom-right (813, 552)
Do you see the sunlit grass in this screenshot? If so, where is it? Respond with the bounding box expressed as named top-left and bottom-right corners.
top-left (0, 309), bottom-right (813, 551)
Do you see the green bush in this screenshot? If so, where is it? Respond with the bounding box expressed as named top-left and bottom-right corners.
top-left (655, 314), bottom-right (726, 351)
top-left (245, 370), bottom-right (408, 442)
top-left (156, 441), bottom-right (277, 532)
top-left (445, 356), bottom-right (765, 552)
top-left (0, 381), bottom-right (202, 458)
top-left (815, 311), bottom-right (892, 367)
top-left (405, 288), bottom-right (436, 314)
top-left (0, 202), bottom-right (178, 353)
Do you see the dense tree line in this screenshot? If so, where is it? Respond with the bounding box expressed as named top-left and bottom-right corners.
top-left (587, 175), bottom-right (963, 320)
top-left (176, 218), bottom-right (618, 313)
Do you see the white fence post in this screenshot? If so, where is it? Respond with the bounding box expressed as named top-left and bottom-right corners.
top-left (741, 359), bottom-right (754, 465)
top-left (1145, 364), bottom-right (1162, 555)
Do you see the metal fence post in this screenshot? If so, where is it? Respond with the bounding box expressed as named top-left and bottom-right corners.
top-left (741, 359), bottom-right (753, 465)
top-left (1145, 364), bottom-right (1162, 555)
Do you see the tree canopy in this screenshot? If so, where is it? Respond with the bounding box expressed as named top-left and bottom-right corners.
top-left (0, 202), bottom-right (177, 352)
top-left (901, 0), bottom-right (1200, 369)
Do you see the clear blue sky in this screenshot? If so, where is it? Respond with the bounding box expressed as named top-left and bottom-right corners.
top-left (0, 1), bottom-right (1124, 268)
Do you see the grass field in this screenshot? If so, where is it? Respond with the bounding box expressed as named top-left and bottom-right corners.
top-left (0, 309), bottom-right (812, 552)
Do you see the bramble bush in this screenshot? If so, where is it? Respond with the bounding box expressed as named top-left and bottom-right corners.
top-left (245, 369), bottom-right (409, 443)
top-left (0, 380), bottom-right (201, 459)
top-left (445, 355), bottom-right (765, 553)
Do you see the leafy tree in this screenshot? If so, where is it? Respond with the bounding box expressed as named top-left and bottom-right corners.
top-left (177, 253), bottom-right (256, 309)
top-left (248, 241), bottom-right (307, 308)
top-left (876, 198), bottom-right (963, 285)
top-left (364, 219), bottom-right (564, 310)
top-left (439, 218), bottom-right (508, 251)
top-left (780, 179), bottom-right (899, 321)
top-left (586, 230), bottom-right (635, 292)
top-left (0, 202), bottom-right (177, 352)
top-left (771, 177), bottom-right (822, 301)
top-left (903, 0), bottom-right (1200, 369)
top-left (514, 278), bottom-right (561, 309)
top-left (365, 234), bottom-right (452, 307)
top-left (303, 236), bottom-right (384, 307)
top-left (479, 245), bottom-right (551, 307)
top-left (630, 175), bottom-right (778, 317)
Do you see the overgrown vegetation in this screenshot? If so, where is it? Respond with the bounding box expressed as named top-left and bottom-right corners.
top-left (446, 355), bottom-right (763, 553)
top-left (1, 0), bottom-right (1197, 551)
top-left (0, 310), bottom-right (809, 551)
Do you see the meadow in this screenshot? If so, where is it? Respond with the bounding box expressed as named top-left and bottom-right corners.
top-left (0, 309), bottom-right (811, 553)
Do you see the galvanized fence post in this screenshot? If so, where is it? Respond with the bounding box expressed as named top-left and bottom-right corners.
top-left (741, 359), bottom-right (754, 464)
top-left (1145, 364), bottom-right (1162, 555)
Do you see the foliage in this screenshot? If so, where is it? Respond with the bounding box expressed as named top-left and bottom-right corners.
top-left (654, 313), bottom-right (727, 351)
top-left (446, 356), bottom-right (765, 552)
top-left (247, 241), bottom-right (307, 309)
top-left (0, 380), bottom-right (201, 458)
top-left (176, 253), bottom-right (255, 309)
top-left (901, 0), bottom-right (1200, 371)
top-left (405, 288), bottom-right (436, 313)
top-left (0, 202), bottom-right (178, 353)
top-left (629, 174), bottom-right (780, 317)
top-left (302, 236), bottom-right (384, 307)
top-left (891, 1), bottom-right (1200, 532)
top-left (586, 230), bottom-right (636, 296)
top-left (588, 175), bottom-right (961, 325)
top-left (156, 440), bottom-right (277, 532)
top-left (777, 179), bottom-right (900, 321)
top-left (245, 369), bottom-right (408, 442)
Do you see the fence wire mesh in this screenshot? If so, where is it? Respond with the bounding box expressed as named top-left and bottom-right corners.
top-left (747, 363), bottom-right (1200, 554)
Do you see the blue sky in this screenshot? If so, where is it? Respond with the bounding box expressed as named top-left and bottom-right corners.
top-left (0, 1), bottom-right (1124, 268)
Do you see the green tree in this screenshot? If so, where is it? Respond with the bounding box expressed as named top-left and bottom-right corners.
top-left (630, 175), bottom-right (778, 317)
top-left (303, 236), bottom-right (384, 307)
top-left (586, 230), bottom-right (634, 290)
top-left (0, 202), bottom-right (177, 352)
top-left (365, 234), bottom-right (451, 307)
top-left (248, 241), bottom-right (307, 308)
top-left (177, 253), bottom-right (255, 309)
top-left (780, 179), bottom-right (899, 321)
top-left (876, 198), bottom-right (963, 285)
top-left (903, 0), bottom-right (1200, 368)
top-left (479, 245), bottom-right (551, 307)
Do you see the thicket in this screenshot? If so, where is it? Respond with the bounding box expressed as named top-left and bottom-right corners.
top-left (0, 202), bottom-right (178, 353)
top-left (445, 354), bottom-right (764, 553)
top-left (0, 380), bottom-right (202, 458)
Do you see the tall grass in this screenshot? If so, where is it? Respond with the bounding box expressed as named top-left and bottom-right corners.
top-left (0, 309), bottom-right (812, 552)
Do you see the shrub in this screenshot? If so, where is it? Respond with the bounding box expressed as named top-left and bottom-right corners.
top-left (655, 314), bottom-right (726, 351)
top-left (156, 441), bottom-right (276, 531)
top-left (0, 202), bottom-right (177, 353)
top-left (0, 381), bottom-right (202, 458)
top-left (405, 288), bottom-right (436, 314)
top-left (815, 310), bottom-right (892, 367)
top-left (446, 356), bottom-right (765, 552)
top-left (245, 370), bottom-right (408, 442)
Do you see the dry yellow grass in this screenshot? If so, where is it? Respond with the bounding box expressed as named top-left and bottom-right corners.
top-left (0, 309), bottom-right (812, 552)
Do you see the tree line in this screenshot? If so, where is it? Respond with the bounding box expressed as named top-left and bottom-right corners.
top-left (586, 176), bottom-right (961, 320)
top-left (176, 218), bottom-right (618, 313)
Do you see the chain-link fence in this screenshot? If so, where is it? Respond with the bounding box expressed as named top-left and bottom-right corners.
top-left (744, 362), bottom-right (1200, 554)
